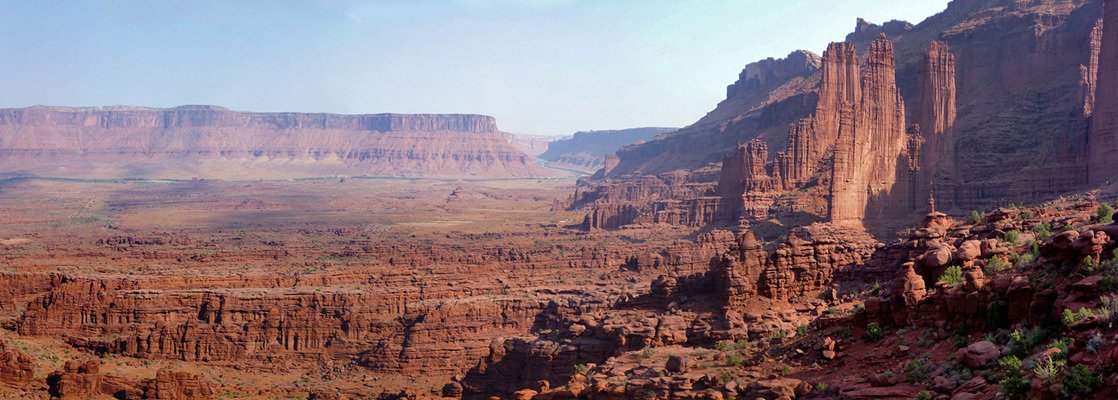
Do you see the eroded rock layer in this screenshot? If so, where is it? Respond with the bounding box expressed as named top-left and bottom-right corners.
top-left (0, 105), bottom-right (555, 179)
top-left (1092, 0), bottom-right (1118, 184)
top-left (568, 0), bottom-right (1107, 234)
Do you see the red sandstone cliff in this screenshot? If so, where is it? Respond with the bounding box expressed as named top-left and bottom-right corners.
top-left (830, 35), bottom-right (912, 228)
top-left (913, 41), bottom-right (958, 211)
top-left (1091, 0), bottom-right (1118, 184)
top-left (0, 105), bottom-right (558, 180)
top-left (568, 0), bottom-right (1107, 234)
top-left (607, 51), bottom-right (821, 177)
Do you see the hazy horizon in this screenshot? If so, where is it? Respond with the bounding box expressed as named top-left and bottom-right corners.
top-left (0, 0), bottom-right (950, 136)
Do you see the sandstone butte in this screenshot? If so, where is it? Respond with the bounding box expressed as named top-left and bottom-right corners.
top-left (5, 0), bottom-right (1118, 400)
top-left (0, 105), bottom-right (561, 180)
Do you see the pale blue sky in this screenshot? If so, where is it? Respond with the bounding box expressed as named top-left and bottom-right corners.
top-left (0, 0), bottom-right (950, 135)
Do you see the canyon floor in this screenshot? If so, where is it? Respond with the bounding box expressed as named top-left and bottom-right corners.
top-left (2, 177), bottom-right (1118, 400)
top-left (0, 177), bottom-right (702, 399)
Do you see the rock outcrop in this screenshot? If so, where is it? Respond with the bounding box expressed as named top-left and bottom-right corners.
top-left (47, 360), bottom-right (213, 400)
top-left (829, 35), bottom-right (913, 227)
top-left (0, 341), bottom-right (33, 388)
top-left (715, 226), bottom-right (880, 305)
top-left (913, 41), bottom-right (958, 211)
top-left (717, 140), bottom-right (780, 221)
top-left (0, 105), bottom-right (556, 180)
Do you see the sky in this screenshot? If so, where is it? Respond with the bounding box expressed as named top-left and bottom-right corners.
top-left (0, 0), bottom-right (951, 136)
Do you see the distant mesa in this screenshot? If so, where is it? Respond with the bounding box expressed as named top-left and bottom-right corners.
top-left (538, 127), bottom-right (676, 174)
top-left (0, 105), bottom-right (561, 180)
top-left (499, 131), bottom-right (561, 158)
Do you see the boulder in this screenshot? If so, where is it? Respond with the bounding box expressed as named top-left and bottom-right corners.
top-left (961, 341), bottom-right (1000, 367)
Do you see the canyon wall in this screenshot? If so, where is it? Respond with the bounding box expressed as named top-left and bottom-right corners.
top-left (0, 105), bottom-right (556, 180)
top-left (829, 35), bottom-right (913, 227)
top-left (606, 51), bottom-right (821, 177)
top-left (1091, 0), bottom-right (1118, 184)
top-left (566, 0), bottom-right (1106, 233)
top-left (913, 41), bottom-right (959, 211)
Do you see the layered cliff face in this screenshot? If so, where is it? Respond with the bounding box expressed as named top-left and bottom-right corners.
top-left (0, 105), bottom-right (557, 180)
top-left (568, 0), bottom-right (1108, 234)
top-left (913, 41), bottom-right (959, 211)
top-left (606, 51), bottom-right (821, 177)
top-left (830, 35), bottom-right (913, 227)
top-left (537, 128), bottom-right (676, 174)
top-left (1091, 0), bottom-right (1118, 184)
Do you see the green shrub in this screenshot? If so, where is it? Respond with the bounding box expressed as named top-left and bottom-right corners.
top-left (1003, 230), bottom-right (1020, 245)
top-left (864, 322), bottom-right (885, 342)
top-left (1001, 374), bottom-right (1029, 399)
top-left (1061, 307), bottom-right (1094, 327)
top-left (998, 355), bottom-right (1022, 373)
top-left (796, 325), bottom-right (809, 337)
top-left (1033, 355), bottom-right (1064, 385)
top-left (1048, 338), bottom-right (1072, 361)
top-left (814, 382), bottom-right (828, 393)
top-left (1062, 224), bottom-right (1076, 232)
top-left (985, 256), bottom-right (1008, 273)
top-left (907, 358), bottom-right (931, 382)
top-left (998, 355), bottom-right (1029, 400)
top-left (1009, 326), bottom-right (1048, 358)
top-left (639, 346), bottom-right (654, 359)
top-left (968, 210), bottom-right (983, 225)
top-left (1082, 256), bottom-right (1101, 274)
top-left (725, 352), bottom-right (743, 366)
top-left (1097, 203), bottom-right (1114, 224)
top-left (1031, 223), bottom-right (1051, 239)
top-left (1103, 267), bottom-right (1118, 292)
top-left (939, 265), bottom-right (964, 286)
top-left (574, 364), bottom-right (588, 375)
top-left (915, 390), bottom-right (933, 400)
top-left (1062, 364), bottom-right (1101, 397)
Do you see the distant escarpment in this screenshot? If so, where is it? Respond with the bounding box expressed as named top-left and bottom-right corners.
top-left (0, 105), bottom-right (558, 180)
top-left (499, 132), bottom-right (559, 158)
top-left (563, 0), bottom-right (1110, 235)
top-left (538, 127), bottom-right (677, 173)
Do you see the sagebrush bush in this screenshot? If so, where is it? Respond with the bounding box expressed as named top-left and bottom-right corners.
top-left (1099, 294), bottom-right (1118, 328)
